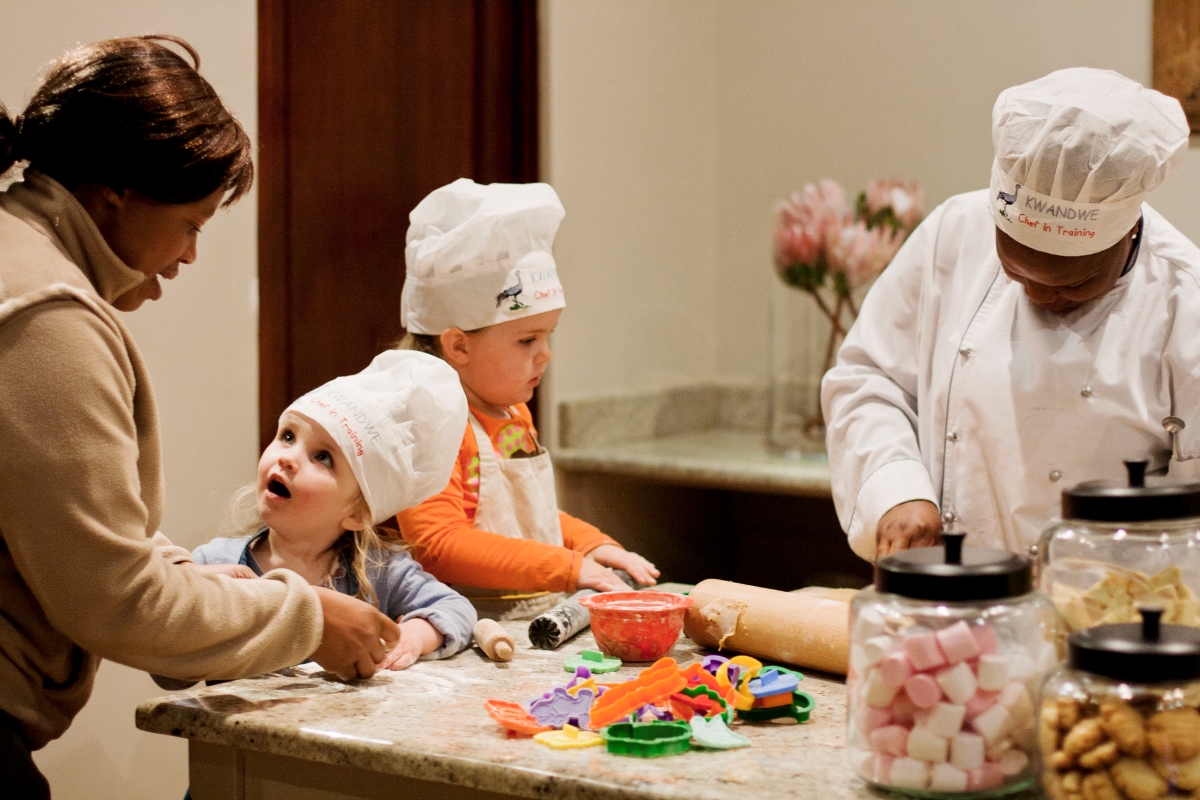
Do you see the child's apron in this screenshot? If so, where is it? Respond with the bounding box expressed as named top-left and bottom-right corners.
top-left (452, 413), bottom-right (568, 621)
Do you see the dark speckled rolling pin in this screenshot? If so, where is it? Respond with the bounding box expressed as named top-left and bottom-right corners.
top-left (527, 570), bottom-right (638, 650)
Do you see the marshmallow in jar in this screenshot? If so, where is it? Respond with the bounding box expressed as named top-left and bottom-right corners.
top-left (847, 533), bottom-right (1059, 796)
top-left (1041, 608), bottom-right (1200, 800)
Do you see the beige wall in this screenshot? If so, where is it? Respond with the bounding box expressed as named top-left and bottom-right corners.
top-left (0, 1), bottom-right (257, 797)
top-left (544, 0), bottom-right (1200, 438)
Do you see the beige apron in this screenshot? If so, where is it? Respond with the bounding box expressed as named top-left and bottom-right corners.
top-left (453, 412), bottom-right (567, 620)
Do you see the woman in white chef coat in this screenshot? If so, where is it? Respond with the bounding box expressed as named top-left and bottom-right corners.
top-left (822, 68), bottom-right (1198, 562)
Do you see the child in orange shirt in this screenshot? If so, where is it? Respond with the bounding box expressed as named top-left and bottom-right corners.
top-left (394, 179), bottom-right (658, 619)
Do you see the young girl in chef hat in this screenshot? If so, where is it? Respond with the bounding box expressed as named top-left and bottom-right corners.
top-left (192, 349), bottom-right (477, 669)
top-left (394, 178), bottom-right (659, 620)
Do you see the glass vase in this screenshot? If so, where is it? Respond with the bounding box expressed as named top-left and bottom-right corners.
top-left (767, 277), bottom-right (838, 459)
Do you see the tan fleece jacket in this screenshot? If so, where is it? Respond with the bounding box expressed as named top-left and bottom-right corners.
top-left (0, 171), bottom-right (322, 749)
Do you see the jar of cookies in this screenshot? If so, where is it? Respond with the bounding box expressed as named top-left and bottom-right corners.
top-left (1041, 608), bottom-right (1200, 800)
top-left (1037, 461), bottom-right (1200, 634)
top-left (848, 533), bottom-right (1058, 796)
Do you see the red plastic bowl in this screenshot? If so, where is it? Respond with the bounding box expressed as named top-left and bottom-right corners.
top-left (579, 592), bottom-right (695, 662)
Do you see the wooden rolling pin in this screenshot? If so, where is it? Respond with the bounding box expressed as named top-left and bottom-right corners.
top-left (683, 579), bottom-right (853, 675)
top-left (473, 619), bottom-right (514, 661)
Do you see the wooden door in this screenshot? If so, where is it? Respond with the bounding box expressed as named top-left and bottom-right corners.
top-left (258, 0), bottom-right (538, 449)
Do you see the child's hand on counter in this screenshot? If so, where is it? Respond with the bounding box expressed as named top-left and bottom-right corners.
top-left (587, 544), bottom-right (660, 587)
top-left (184, 563), bottom-right (257, 579)
top-left (378, 617), bottom-right (444, 671)
top-left (577, 557), bottom-right (627, 592)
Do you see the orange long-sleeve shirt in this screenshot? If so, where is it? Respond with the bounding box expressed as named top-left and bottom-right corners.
top-left (395, 403), bottom-right (618, 592)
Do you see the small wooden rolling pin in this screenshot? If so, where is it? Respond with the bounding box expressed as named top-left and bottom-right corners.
top-left (683, 579), bottom-right (854, 675)
top-left (473, 619), bottom-right (515, 661)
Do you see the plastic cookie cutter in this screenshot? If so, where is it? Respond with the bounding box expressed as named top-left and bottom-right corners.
top-left (736, 690), bottom-right (815, 724)
top-left (564, 649), bottom-right (622, 674)
top-left (682, 663), bottom-right (737, 707)
top-left (601, 721), bottom-right (692, 758)
top-left (635, 704), bottom-right (672, 723)
top-left (534, 724), bottom-right (605, 750)
top-left (566, 677), bottom-right (598, 697)
top-left (678, 685), bottom-right (733, 723)
top-left (484, 699), bottom-right (553, 736)
top-left (528, 685), bottom-right (596, 729)
top-left (748, 667), bottom-right (800, 698)
top-left (588, 658), bottom-right (685, 729)
top-left (700, 654), bottom-right (729, 674)
top-left (689, 715), bottom-right (751, 749)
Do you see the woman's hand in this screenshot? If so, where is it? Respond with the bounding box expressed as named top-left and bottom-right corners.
top-left (876, 500), bottom-right (943, 559)
top-left (587, 544), bottom-right (659, 587)
top-left (183, 563), bottom-right (257, 579)
top-left (309, 587), bottom-right (400, 681)
top-left (378, 618), bottom-right (443, 671)
top-left (576, 557), bottom-right (628, 593)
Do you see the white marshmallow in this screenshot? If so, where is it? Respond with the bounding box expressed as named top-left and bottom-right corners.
top-left (865, 669), bottom-right (901, 707)
top-left (847, 746), bottom-right (876, 776)
top-left (937, 662), bottom-right (978, 705)
top-left (907, 727), bottom-right (949, 763)
top-left (999, 682), bottom-right (1034, 724)
top-left (999, 748), bottom-right (1030, 776)
top-left (889, 757), bottom-right (931, 790)
top-left (976, 654), bottom-right (1010, 692)
top-left (850, 646), bottom-right (874, 678)
top-left (862, 635), bottom-right (895, 666)
top-left (972, 703), bottom-right (1012, 745)
top-left (848, 723), bottom-right (871, 752)
top-left (985, 737), bottom-right (1012, 762)
top-left (950, 732), bottom-right (986, 771)
top-left (930, 763), bottom-right (969, 793)
top-left (854, 608), bottom-right (888, 641)
top-left (1007, 653), bottom-right (1036, 683)
top-left (926, 703), bottom-right (968, 739)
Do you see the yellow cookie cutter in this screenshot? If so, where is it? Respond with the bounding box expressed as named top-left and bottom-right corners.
top-left (718, 656), bottom-right (762, 711)
top-left (534, 724), bottom-right (605, 750)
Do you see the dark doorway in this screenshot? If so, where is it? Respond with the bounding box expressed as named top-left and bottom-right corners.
top-left (257, 0), bottom-right (539, 449)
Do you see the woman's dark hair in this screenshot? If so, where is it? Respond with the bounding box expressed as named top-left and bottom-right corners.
top-left (0, 35), bottom-right (252, 206)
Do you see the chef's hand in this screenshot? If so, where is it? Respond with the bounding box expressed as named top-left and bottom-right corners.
top-left (587, 544), bottom-right (660, 587)
top-left (184, 563), bottom-right (257, 580)
top-left (378, 618), bottom-right (443, 671)
top-left (876, 500), bottom-right (943, 559)
top-left (309, 587), bottom-right (400, 681)
top-left (576, 557), bottom-right (628, 593)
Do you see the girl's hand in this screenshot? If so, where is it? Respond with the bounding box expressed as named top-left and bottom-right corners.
top-left (185, 563), bottom-right (257, 580)
top-left (587, 544), bottom-right (660, 587)
top-left (576, 556), bottom-right (628, 593)
top-left (378, 617), bottom-right (444, 671)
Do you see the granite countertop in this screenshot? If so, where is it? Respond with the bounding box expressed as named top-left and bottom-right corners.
top-left (137, 622), bottom-right (868, 800)
top-left (554, 430), bottom-right (832, 498)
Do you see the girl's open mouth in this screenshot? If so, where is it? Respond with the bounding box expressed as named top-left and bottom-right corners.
top-left (267, 479), bottom-right (291, 499)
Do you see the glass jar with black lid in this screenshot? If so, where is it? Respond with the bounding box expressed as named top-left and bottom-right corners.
top-left (1041, 608), bottom-right (1200, 800)
top-left (1036, 460), bottom-right (1200, 635)
top-left (848, 533), bottom-right (1057, 797)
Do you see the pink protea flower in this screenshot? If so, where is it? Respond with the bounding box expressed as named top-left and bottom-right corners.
top-left (864, 179), bottom-right (925, 230)
top-left (773, 179), bottom-right (850, 271)
top-left (828, 221), bottom-right (907, 290)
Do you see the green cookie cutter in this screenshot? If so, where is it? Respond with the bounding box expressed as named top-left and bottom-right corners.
top-left (736, 690), bottom-right (815, 723)
top-left (679, 684), bottom-right (733, 724)
top-left (601, 721), bottom-right (692, 758)
top-left (563, 649), bottom-right (622, 674)
top-left (689, 715), bottom-right (751, 749)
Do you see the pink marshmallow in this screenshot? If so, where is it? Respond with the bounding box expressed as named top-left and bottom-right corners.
top-left (879, 651), bottom-right (913, 689)
top-left (936, 662), bottom-right (978, 705)
top-left (964, 690), bottom-right (1000, 722)
top-left (936, 621), bottom-right (981, 665)
top-left (873, 754), bottom-right (895, 784)
top-left (969, 763), bottom-right (1005, 791)
top-left (904, 673), bottom-right (943, 709)
top-left (869, 725), bottom-right (910, 757)
top-left (972, 624), bottom-right (998, 655)
top-left (903, 631), bottom-right (947, 671)
top-left (891, 692), bottom-right (917, 725)
top-left (855, 705), bottom-right (892, 734)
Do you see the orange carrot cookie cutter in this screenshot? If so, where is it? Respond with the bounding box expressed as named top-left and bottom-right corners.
top-left (588, 658), bottom-right (686, 729)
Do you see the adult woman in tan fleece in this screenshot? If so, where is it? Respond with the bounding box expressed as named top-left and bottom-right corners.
top-left (0, 36), bottom-right (400, 798)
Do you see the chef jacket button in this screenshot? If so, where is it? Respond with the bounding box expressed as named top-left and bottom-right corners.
top-left (1081, 387), bottom-right (1094, 398)
top-left (959, 348), bottom-right (971, 358)
top-left (942, 511), bottom-right (956, 524)
top-left (1050, 470), bottom-right (1063, 482)
top-left (946, 432), bottom-right (958, 442)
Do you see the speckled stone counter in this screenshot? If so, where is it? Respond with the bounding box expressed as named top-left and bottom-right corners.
top-left (554, 430), bottom-right (832, 498)
top-left (137, 622), bottom-right (869, 800)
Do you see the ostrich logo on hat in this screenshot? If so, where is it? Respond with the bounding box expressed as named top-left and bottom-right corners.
top-left (996, 184), bottom-right (1021, 221)
top-left (495, 271), bottom-right (529, 311)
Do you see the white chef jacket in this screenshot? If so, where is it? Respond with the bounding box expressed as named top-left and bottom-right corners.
top-left (822, 189), bottom-right (1200, 561)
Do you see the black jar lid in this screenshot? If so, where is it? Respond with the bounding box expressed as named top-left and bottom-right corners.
top-left (1068, 608), bottom-right (1200, 682)
top-left (1062, 460), bottom-right (1200, 522)
top-left (874, 532), bottom-right (1033, 601)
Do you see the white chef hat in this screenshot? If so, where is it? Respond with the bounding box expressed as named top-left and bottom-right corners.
top-left (401, 178), bottom-right (567, 335)
top-left (284, 350), bottom-right (468, 525)
top-left (989, 67), bottom-right (1188, 256)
